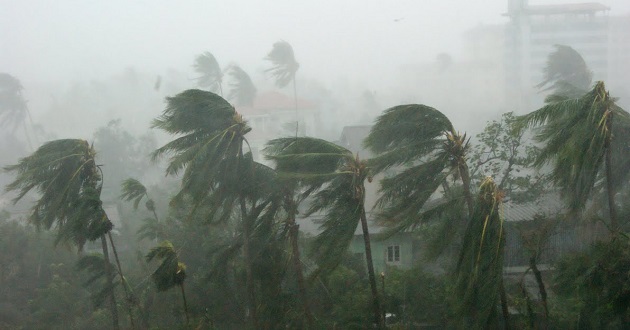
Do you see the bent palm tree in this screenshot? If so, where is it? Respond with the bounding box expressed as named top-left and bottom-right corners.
top-left (265, 41), bottom-right (300, 134)
top-left (226, 65), bottom-right (257, 107)
top-left (0, 73), bottom-right (34, 149)
top-left (266, 136), bottom-right (384, 328)
top-left (120, 178), bottom-right (161, 240)
top-left (4, 139), bottom-right (120, 329)
top-left (537, 45), bottom-right (592, 101)
top-left (152, 89), bottom-right (278, 328)
top-left (454, 177), bottom-right (506, 328)
top-left (365, 104), bottom-right (474, 232)
top-left (517, 81), bottom-right (630, 233)
top-left (146, 240), bottom-right (189, 325)
top-left (193, 52), bottom-right (224, 95)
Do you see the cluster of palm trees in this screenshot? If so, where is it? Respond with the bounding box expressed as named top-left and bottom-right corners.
top-left (4, 44), bottom-right (629, 329)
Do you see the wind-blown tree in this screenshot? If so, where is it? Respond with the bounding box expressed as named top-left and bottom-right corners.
top-left (364, 104), bottom-right (474, 232)
top-left (454, 177), bottom-right (507, 328)
top-left (4, 139), bottom-right (120, 329)
top-left (120, 178), bottom-right (162, 241)
top-left (0, 73), bottom-right (34, 149)
top-left (264, 137), bottom-right (355, 329)
top-left (537, 45), bottom-right (593, 101)
top-left (151, 89), bottom-right (280, 328)
top-left (365, 105), bottom-right (511, 324)
top-left (226, 65), bottom-right (257, 107)
top-left (146, 241), bottom-right (189, 325)
top-left (517, 81), bottom-right (630, 233)
top-left (265, 41), bottom-right (300, 133)
top-left (193, 52), bottom-right (224, 95)
top-left (265, 136), bottom-right (384, 328)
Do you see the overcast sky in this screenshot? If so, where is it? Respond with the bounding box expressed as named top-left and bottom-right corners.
top-left (2, 0), bottom-right (630, 88)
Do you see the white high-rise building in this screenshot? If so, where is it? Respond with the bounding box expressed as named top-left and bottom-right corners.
top-left (505, 0), bottom-right (615, 110)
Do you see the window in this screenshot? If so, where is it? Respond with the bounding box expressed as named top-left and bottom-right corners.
top-left (387, 245), bottom-right (400, 263)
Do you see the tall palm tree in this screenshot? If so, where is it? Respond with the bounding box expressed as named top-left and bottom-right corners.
top-left (264, 137), bottom-right (350, 329)
top-left (4, 139), bottom-right (120, 329)
top-left (0, 73), bottom-right (34, 149)
top-left (537, 45), bottom-right (593, 101)
top-left (193, 52), bottom-right (224, 95)
top-left (517, 81), bottom-right (630, 233)
top-left (454, 177), bottom-right (507, 328)
top-left (265, 136), bottom-right (384, 328)
top-left (226, 65), bottom-right (257, 107)
top-left (265, 41), bottom-right (300, 134)
top-left (146, 240), bottom-right (189, 325)
top-left (152, 89), bottom-right (279, 328)
top-left (120, 178), bottom-right (161, 240)
top-left (364, 104), bottom-right (474, 231)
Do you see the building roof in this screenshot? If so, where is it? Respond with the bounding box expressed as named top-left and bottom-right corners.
top-left (237, 91), bottom-right (316, 115)
top-left (525, 2), bottom-right (609, 15)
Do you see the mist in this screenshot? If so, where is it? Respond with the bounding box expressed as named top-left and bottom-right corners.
top-left (2, 0), bottom-right (630, 328)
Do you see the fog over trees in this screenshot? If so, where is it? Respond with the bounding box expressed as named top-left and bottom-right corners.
top-left (2, 1), bottom-right (630, 329)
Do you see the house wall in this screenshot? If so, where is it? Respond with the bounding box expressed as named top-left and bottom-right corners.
top-left (348, 232), bottom-right (414, 273)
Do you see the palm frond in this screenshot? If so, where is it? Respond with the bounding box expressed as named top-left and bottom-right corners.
top-left (146, 240), bottom-right (186, 291)
top-left (193, 52), bottom-right (223, 93)
top-left (454, 177), bottom-right (505, 328)
top-left (537, 45), bottom-right (592, 93)
top-left (120, 178), bottom-right (147, 209)
top-left (265, 41), bottom-right (299, 88)
top-left (226, 65), bottom-right (257, 106)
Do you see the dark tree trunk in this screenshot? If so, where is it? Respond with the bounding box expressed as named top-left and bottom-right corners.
top-left (359, 199), bottom-right (384, 328)
top-left (459, 163), bottom-right (474, 217)
top-left (180, 282), bottom-right (190, 325)
top-left (288, 201), bottom-right (314, 329)
top-left (500, 278), bottom-right (510, 330)
top-left (240, 198), bottom-right (258, 329)
top-left (107, 232), bottom-right (137, 329)
top-left (101, 235), bottom-right (120, 330)
top-left (530, 256), bottom-right (549, 328)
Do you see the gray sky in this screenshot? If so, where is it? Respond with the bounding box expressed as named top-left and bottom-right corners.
top-left (3, 0), bottom-right (629, 88)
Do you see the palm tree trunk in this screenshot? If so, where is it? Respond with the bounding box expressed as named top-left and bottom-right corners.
top-left (459, 163), bottom-right (474, 217)
top-left (288, 204), bottom-right (314, 329)
top-left (530, 256), bottom-right (549, 328)
top-left (101, 235), bottom-right (120, 330)
top-left (359, 202), bottom-right (384, 328)
top-left (180, 282), bottom-right (190, 325)
top-left (293, 77), bottom-right (299, 136)
top-left (500, 278), bottom-right (510, 330)
top-left (107, 232), bottom-right (137, 329)
top-left (604, 115), bottom-right (618, 234)
top-left (240, 198), bottom-right (258, 329)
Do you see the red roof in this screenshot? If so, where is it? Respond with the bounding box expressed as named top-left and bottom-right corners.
top-left (237, 91), bottom-right (316, 114)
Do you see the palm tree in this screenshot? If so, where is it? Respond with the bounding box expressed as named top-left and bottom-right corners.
top-left (146, 240), bottom-right (189, 325)
top-left (226, 65), bottom-right (257, 107)
top-left (4, 139), bottom-right (120, 329)
top-left (364, 104), bottom-right (474, 231)
top-left (454, 177), bottom-right (507, 328)
top-left (265, 41), bottom-right (300, 134)
top-left (0, 73), bottom-right (34, 149)
top-left (537, 45), bottom-right (593, 101)
top-left (265, 136), bottom-right (384, 328)
top-left (517, 81), bottom-right (630, 233)
top-left (120, 178), bottom-right (161, 240)
top-left (193, 52), bottom-right (224, 95)
top-left (152, 89), bottom-right (279, 328)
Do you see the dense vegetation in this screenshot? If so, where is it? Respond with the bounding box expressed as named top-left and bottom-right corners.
top-left (1, 46), bottom-right (629, 329)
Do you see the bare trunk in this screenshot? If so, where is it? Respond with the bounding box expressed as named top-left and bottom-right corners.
top-left (500, 278), bottom-right (510, 330)
top-left (180, 282), bottom-right (190, 325)
top-left (101, 235), bottom-right (120, 330)
top-left (360, 203), bottom-right (384, 328)
top-left (459, 163), bottom-right (474, 218)
top-left (240, 198), bottom-right (258, 329)
top-left (293, 77), bottom-right (299, 136)
top-left (530, 256), bottom-right (548, 329)
top-left (288, 205), bottom-right (314, 329)
top-left (107, 232), bottom-right (136, 329)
